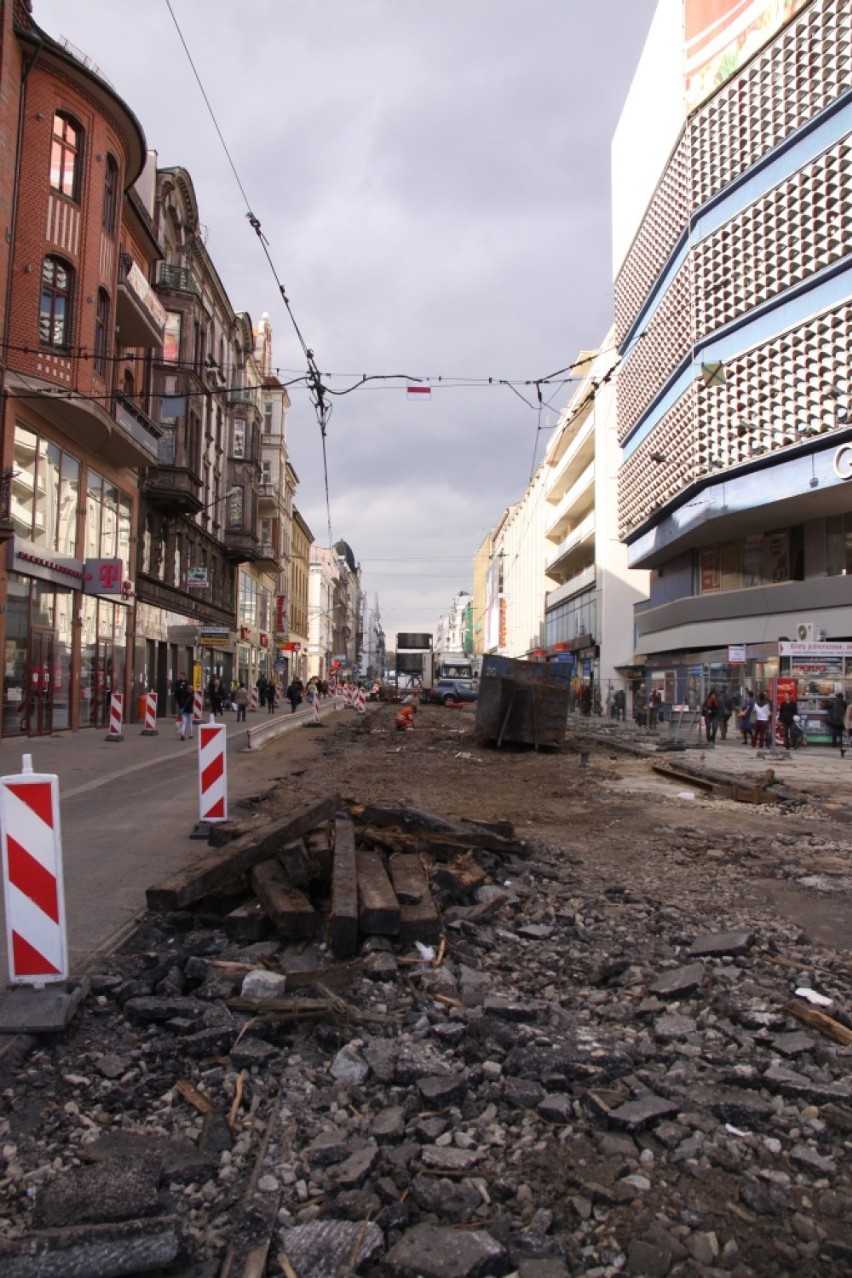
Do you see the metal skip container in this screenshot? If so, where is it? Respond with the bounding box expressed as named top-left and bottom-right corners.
top-left (474, 655), bottom-right (572, 750)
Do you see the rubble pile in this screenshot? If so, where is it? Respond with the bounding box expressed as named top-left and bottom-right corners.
top-left (0, 790), bottom-right (850, 1277)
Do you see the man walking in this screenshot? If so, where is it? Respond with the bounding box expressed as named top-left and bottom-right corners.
top-left (173, 672), bottom-right (194, 740)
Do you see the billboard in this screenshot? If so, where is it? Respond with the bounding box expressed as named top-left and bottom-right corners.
top-left (396, 632), bottom-right (432, 650)
top-left (685, 0), bottom-right (811, 109)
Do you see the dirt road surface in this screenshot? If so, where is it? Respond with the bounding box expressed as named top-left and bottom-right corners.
top-left (0, 703), bottom-right (849, 1277)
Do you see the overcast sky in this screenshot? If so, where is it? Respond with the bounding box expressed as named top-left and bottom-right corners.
top-left (34, 0), bottom-right (656, 642)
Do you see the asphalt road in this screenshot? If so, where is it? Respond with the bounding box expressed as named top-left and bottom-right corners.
top-left (0, 704), bottom-right (339, 986)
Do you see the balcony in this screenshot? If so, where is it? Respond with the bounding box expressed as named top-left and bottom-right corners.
top-left (116, 257), bottom-right (167, 347)
top-left (545, 509), bottom-right (595, 576)
top-left (546, 565), bottom-right (596, 609)
top-left (223, 528), bottom-right (262, 562)
top-left (111, 394), bottom-right (162, 466)
top-left (545, 461), bottom-right (595, 541)
top-left (143, 465), bottom-right (203, 513)
top-left (255, 540), bottom-right (280, 569)
top-left (155, 262), bottom-right (201, 297)
top-left (228, 385), bottom-right (259, 411)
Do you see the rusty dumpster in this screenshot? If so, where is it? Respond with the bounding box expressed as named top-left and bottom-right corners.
top-left (473, 655), bottom-right (572, 750)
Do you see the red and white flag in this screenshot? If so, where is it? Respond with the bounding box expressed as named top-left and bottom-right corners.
top-left (407, 385), bottom-right (431, 400)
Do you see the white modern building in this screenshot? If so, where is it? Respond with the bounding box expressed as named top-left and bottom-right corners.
top-left (613, 0), bottom-right (851, 735)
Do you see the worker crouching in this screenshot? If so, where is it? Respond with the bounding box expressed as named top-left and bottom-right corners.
top-left (396, 704), bottom-right (417, 732)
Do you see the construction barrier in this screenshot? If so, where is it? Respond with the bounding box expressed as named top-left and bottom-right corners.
top-left (106, 692), bottom-right (124, 742)
top-left (198, 719), bottom-right (228, 823)
top-left (250, 686), bottom-right (259, 712)
top-left (354, 687), bottom-right (366, 714)
top-left (0, 754), bottom-right (68, 983)
top-left (193, 688), bottom-right (203, 723)
top-left (141, 691), bottom-right (158, 736)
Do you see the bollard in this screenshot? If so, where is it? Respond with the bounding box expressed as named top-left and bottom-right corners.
top-left (140, 690), bottom-right (159, 736)
top-left (105, 692), bottom-right (124, 742)
top-left (0, 754), bottom-right (68, 984)
top-left (355, 687), bottom-right (366, 715)
top-left (193, 687), bottom-right (203, 723)
top-left (193, 715), bottom-right (228, 837)
top-left (250, 686), bottom-right (259, 713)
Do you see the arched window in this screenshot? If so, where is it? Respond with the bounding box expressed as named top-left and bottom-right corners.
top-left (94, 288), bottom-right (110, 375)
top-left (50, 112), bottom-right (82, 200)
top-left (102, 154), bottom-right (119, 233)
top-left (39, 256), bottom-right (74, 347)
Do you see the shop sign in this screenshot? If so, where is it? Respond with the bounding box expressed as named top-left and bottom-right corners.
top-left (259, 633), bottom-right (269, 648)
top-left (283, 641), bottom-right (301, 651)
top-left (728, 644), bottom-right (746, 664)
top-left (239, 626), bottom-right (255, 642)
top-left (83, 558), bottom-right (125, 596)
top-left (199, 626), bottom-right (230, 647)
top-left (186, 566), bottom-right (208, 588)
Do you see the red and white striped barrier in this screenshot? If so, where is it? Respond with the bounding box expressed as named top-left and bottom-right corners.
top-left (193, 688), bottom-right (203, 722)
top-left (344, 683), bottom-right (354, 708)
top-left (106, 692), bottom-right (123, 742)
top-left (141, 691), bottom-right (158, 736)
top-left (250, 686), bottom-right (259, 712)
top-left (198, 719), bottom-right (228, 823)
top-left (0, 755), bottom-right (68, 984)
top-left (354, 687), bottom-right (366, 714)
top-left (313, 695), bottom-right (321, 724)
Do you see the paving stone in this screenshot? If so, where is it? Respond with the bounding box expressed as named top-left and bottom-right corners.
top-left (687, 930), bottom-right (753, 957)
top-left (607, 1094), bottom-right (681, 1130)
top-left (648, 964), bottom-right (705, 997)
top-left (278, 1219), bottom-right (384, 1276)
top-left (384, 1222), bottom-right (507, 1278)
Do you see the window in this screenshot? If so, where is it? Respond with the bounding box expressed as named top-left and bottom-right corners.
top-left (50, 112), bottom-right (82, 200)
top-left (11, 423), bottom-right (79, 554)
top-left (264, 402), bottom-right (273, 435)
top-left (261, 459), bottom-right (272, 484)
top-left (39, 256), bottom-right (73, 348)
top-left (232, 419), bottom-right (246, 458)
top-left (94, 289), bottom-right (110, 376)
top-left (102, 154), bottom-right (119, 233)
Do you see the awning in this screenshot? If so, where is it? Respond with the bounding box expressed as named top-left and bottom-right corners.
top-left (614, 655), bottom-right (648, 672)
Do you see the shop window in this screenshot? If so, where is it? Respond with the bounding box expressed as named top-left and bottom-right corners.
top-left (94, 289), bottom-right (110, 376)
top-left (11, 423), bottom-right (79, 553)
top-left (826, 514), bottom-right (852, 576)
top-left (102, 154), bottom-right (119, 233)
top-left (50, 111), bottom-right (82, 200)
top-left (40, 256), bottom-right (73, 348)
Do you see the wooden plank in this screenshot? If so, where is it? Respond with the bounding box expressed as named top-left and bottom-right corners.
top-left (356, 848), bottom-right (400, 936)
top-left (305, 823), bottom-right (334, 880)
top-left (145, 795), bottom-right (341, 911)
top-left (278, 839), bottom-right (311, 887)
top-left (250, 859), bottom-right (317, 940)
top-left (329, 818), bottom-right (359, 958)
top-left (782, 999), bottom-right (852, 1046)
top-left (223, 897), bottom-right (271, 942)
top-left (390, 853), bottom-right (441, 945)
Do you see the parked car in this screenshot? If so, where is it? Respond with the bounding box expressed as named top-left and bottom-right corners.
top-left (429, 677), bottom-right (479, 706)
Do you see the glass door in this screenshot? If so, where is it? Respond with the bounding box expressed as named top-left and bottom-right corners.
top-left (29, 628), bottom-right (55, 736)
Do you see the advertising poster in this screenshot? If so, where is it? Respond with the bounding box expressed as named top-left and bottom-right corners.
top-left (720, 540), bottom-right (742, 591)
top-left (685, 0), bottom-right (811, 110)
top-left (765, 529), bottom-right (789, 584)
top-left (742, 535), bottom-right (764, 587)
top-left (699, 545), bottom-right (721, 593)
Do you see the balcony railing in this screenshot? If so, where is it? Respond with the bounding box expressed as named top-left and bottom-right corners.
top-left (155, 262), bottom-right (201, 297)
top-left (117, 256), bottom-right (167, 347)
top-left (228, 386), bottom-right (259, 410)
top-left (545, 510), bottom-right (595, 575)
top-left (112, 394), bottom-right (162, 465)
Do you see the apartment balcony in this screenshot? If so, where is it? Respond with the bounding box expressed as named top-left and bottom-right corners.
top-left (545, 461), bottom-right (595, 541)
top-left (545, 509), bottom-right (595, 576)
top-left (258, 481), bottom-right (285, 511)
top-left (111, 394), bottom-right (162, 466)
top-left (546, 564), bottom-right (596, 609)
top-left (223, 528), bottom-right (262, 562)
top-left (546, 409), bottom-right (594, 500)
top-left (227, 386), bottom-right (259, 412)
top-left (116, 256), bottom-right (167, 347)
top-left (255, 540), bottom-right (281, 570)
top-left (143, 465), bottom-right (203, 514)
top-left (155, 261), bottom-right (201, 298)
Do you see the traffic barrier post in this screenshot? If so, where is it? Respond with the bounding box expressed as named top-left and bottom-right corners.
top-left (0, 754), bottom-right (68, 985)
top-left (193, 688), bottom-right (203, 723)
top-left (194, 716), bottom-right (228, 836)
top-left (250, 686), bottom-right (259, 712)
top-left (141, 691), bottom-right (158, 736)
top-left (105, 692), bottom-right (124, 742)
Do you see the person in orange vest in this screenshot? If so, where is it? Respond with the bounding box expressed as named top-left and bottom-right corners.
top-left (396, 703), bottom-right (417, 731)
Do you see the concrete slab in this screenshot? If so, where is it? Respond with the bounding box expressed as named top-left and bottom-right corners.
top-left (0, 977), bottom-right (90, 1033)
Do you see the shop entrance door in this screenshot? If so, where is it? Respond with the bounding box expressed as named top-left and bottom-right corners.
top-left (93, 640), bottom-right (115, 731)
top-left (29, 628), bottom-right (55, 737)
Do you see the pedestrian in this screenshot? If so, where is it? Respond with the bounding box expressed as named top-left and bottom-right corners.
top-left (701, 688), bottom-right (719, 742)
top-left (265, 680), bottom-right (277, 714)
top-left (613, 688), bottom-right (626, 722)
top-left (256, 674), bottom-right (268, 709)
top-left (717, 689), bottom-right (732, 740)
top-left (172, 671), bottom-right (194, 740)
top-left (305, 678), bottom-right (318, 708)
top-left (824, 690), bottom-right (847, 756)
top-left (753, 690), bottom-right (771, 749)
top-left (208, 676), bottom-right (224, 716)
top-left (649, 688), bottom-right (662, 732)
top-left (844, 699), bottom-right (852, 758)
top-left (778, 692), bottom-right (799, 749)
top-left (738, 689), bottom-right (755, 745)
top-left (233, 682), bottom-right (249, 723)
top-left (633, 684), bottom-right (647, 728)
top-left (286, 678), bottom-right (303, 714)
top-left (580, 685), bottom-right (592, 717)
